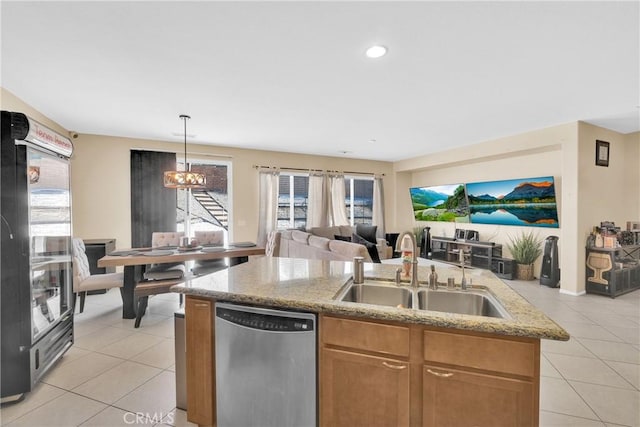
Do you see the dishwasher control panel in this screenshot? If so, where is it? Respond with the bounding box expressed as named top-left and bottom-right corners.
top-left (216, 306), bottom-right (314, 332)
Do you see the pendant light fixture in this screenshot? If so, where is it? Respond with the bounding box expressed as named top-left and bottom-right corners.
top-left (163, 114), bottom-right (206, 189)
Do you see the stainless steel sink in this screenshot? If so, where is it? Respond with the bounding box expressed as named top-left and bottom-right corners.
top-left (337, 282), bottom-right (413, 309)
top-left (335, 279), bottom-right (510, 318)
top-left (417, 289), bottom-right (510, 318)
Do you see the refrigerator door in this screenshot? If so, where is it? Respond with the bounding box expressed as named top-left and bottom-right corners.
top-left (27, 147), bottom-right (72, 342)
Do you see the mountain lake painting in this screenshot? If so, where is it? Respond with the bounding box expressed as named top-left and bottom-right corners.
top-left (409, 184), bottom-right (470, 222)
top-left (466, 176), bottom-right (559, 228)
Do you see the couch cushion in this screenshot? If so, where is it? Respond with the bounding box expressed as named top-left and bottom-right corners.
top-left (310, 226), bottom-right (340, 240)
top-left (291, 230), bottom-right (311, 244)
top-left (352, 233), bottom-right (381, 263)
top-left (338, 225), bottom-right (356, 237)
top-left (356, 224), bottom-right (378, 244)
top-left (328, 239), bottom-right (372, 262)
top-left (309, 235), bottom-right (331, 251)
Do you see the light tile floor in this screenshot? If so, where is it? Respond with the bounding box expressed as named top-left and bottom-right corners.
top-left (1, 280), bottom-right (639, 426)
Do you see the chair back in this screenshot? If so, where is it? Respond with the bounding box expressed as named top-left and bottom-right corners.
top-left (71, 238), bottom-right (91, 292)
top-left (151, 232), bottom-right (184, 247)
top-left (194, 230), bottom-right (224, 246)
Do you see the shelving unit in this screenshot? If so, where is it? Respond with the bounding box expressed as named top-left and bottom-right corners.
top-left (585, 245), bottom-right (640, 298)
top-left (431, 237), bottom-right (502, 271)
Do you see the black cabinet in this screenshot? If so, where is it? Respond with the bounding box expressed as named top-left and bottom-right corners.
top-left (83, 238), bottom-right (116, 274)
top-left (431, 237), bottom-right (502, 271)
top-left (586, 245), bottom-right (640, 298)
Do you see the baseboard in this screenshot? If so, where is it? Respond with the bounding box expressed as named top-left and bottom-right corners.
top-left (559, 288), bottom-right (586, 296)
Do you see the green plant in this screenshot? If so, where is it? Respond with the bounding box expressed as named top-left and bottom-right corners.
top-left (507, 231), bottom-right (543, 265)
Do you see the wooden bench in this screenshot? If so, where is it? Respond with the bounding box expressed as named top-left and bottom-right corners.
top-left (134, 277), bottom-right (185, 328)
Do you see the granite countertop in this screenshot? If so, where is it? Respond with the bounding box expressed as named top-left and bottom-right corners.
top-left (172, 257), bottom-right (569, 341)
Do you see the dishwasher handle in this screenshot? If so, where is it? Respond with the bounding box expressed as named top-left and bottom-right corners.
top-left (216, 306), bottom-right (315, 332)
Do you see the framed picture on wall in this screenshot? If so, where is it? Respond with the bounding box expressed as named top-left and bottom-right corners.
top-left (595, 140), bottom-right (610, 167)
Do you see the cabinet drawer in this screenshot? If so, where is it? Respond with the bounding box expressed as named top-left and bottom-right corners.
top-left (322, 316), bottom-right (410, 358)
top-left (423, 330), bottom-right (537, 377)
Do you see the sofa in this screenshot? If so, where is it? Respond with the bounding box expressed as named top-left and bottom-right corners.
top-left (308, 225), bottom-right (391, 261)
top-left (266, 229), bottom-right (373, 262)
top-left (266, 225), bottom-right (391, 263)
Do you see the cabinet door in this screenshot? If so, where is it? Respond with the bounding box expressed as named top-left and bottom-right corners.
top-left (321, 348), bottom-right (410, 427)
top-left (422, 365), bottom-right (535, 427)
top-left (185, 297), bottom-right (214, 426)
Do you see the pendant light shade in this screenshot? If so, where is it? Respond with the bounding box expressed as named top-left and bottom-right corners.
top-left (163, 115), bottom-right (206, 189)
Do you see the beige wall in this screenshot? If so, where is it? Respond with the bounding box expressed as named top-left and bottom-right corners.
top-left (71, 134), bottom-right (395, 249)
top-left (391, 122), bottom-right (639, 295)
top-left (394, 124), bottom-right (574, 288)
top-left (1, 88), bottom-right (395, 250)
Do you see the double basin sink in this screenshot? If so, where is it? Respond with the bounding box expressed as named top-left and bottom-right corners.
top-left (335, 278), bottom-right (511, 319)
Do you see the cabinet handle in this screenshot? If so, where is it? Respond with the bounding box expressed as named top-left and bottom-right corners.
top-left (427, 368), bottom-right (454, 378)
top-left (382, 361), bottom-right (407, 370)
top-left (194, 303), bottom-right (209, 308)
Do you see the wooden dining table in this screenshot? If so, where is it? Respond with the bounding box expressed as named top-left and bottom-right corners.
top-left (98, 245), bottom-right (265, 319)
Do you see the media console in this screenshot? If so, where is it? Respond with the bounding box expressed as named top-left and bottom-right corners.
top-left (431, 236), bottom-right (513, 278)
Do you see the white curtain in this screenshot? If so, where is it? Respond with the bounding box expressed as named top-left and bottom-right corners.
top-left (257, 170), bottom-right (280, 246)
top-left (372, 175), bottom-right (386, 239)
top-left (329, 174), bottom-right (350, 226)
top-left (306, 173), bottom-right (328, 228)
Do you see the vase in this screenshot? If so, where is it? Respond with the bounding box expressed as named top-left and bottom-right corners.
top-left (516, 263), bottom-right (535, 281)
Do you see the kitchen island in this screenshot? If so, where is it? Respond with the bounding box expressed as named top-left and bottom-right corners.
top-left (172, 257), bottom-right (569, 427)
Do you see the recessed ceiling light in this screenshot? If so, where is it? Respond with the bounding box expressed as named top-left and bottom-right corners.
top-left (365, 45), bottom-right (387, 59)
top-left (369, 139), bottom-right (377, 144)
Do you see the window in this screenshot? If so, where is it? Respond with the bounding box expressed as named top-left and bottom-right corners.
top-left (345, 177), bottom-right (374, 225)
top-left (274, 173), bottom-right (374, 229)
top-left (278, 174), bottom-right (309, 229)
top-left (176, 159), bottom-right (231, 241)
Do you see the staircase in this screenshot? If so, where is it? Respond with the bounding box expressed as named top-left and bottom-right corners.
top-left (192, 190), bottom-right (229, 230)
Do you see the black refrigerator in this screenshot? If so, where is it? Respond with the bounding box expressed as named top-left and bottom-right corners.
top-left (1, 111), bottom-right (74, 402)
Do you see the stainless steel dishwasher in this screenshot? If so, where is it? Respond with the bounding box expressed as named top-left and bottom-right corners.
top-left (215, 302), bottom-right (316, 427)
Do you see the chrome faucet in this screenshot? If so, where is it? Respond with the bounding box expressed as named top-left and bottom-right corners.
top-left (459, 249), bottom-right (468, 290)
top-left (395, 231), bottom-right (419, 288)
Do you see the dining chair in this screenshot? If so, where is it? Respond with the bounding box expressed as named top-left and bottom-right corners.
top-left (192, 230), bottom-right (227, 276)
top-left (135, 232), bottom-right (186, 328)
top-left (71, 238), bottom-right (124, 313)
top-left (144, 232), bottom-right (186, 280)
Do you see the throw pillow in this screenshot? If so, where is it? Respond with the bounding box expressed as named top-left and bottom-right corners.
top-left (334, 235), bottom-right (352, 242)
top-left (356, 224), bottom-right (378, 245)
top-left (351, 233), bottom-right (381, 263)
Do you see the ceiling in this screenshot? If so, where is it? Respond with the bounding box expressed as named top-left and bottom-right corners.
top-left (2, 1), bottom-right (638, 162)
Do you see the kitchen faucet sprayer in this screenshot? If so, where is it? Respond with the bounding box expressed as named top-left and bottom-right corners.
top-left (395, 231), bottom-right (419, 287)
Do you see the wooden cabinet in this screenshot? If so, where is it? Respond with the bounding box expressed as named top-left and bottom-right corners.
top-left (422, 365), bottom-right (535, 427)
top-left (421, 329), bottom-right (538, 426)
top-left (185, 296), bottom-right (215, 426)
top-left (321, 348), bottom-right (410, 427)
top-left (184, 306), bottom-right (541, 426)
top-left (320, 316), bottom-right (411, 426)
top-left (320, 315), bottom-right (540, 427)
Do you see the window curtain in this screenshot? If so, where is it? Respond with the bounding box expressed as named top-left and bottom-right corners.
top-left (257, 170), bottom-right (280, 246)
top-left (329, 174), bottom-right (350, 226)
top-left (306, 173), bottom-right (328, 228)
top-left (372, 175), bottom-right (386, 239)
top-left (130, 150), bottom-right (177, 248)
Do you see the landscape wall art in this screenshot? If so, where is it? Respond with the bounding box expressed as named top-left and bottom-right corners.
top-left (465, 176), bottom-right (559, 228)
top-left (409, 184), bottom-right (470, 223)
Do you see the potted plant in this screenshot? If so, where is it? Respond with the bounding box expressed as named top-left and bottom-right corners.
top-left (507, 231), bottom-right (543, 280)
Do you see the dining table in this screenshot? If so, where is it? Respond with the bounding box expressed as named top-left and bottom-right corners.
top-left (98, 244), bottom-right (265, 319)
